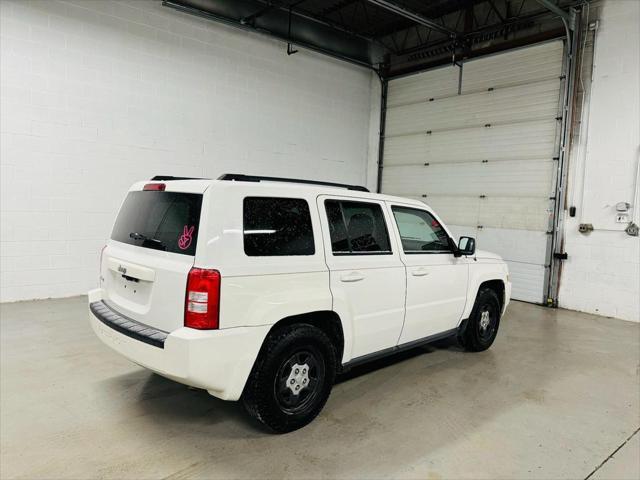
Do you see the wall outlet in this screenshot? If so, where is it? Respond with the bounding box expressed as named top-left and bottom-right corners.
top-left (615, 214), bottom-right (629, 223)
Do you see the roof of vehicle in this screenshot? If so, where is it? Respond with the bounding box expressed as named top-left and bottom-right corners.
top-left (136, 174), bottom-right (427, 208)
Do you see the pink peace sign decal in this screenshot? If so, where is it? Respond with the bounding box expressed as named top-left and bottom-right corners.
top-left (178, 225), bottom-right (195, 250)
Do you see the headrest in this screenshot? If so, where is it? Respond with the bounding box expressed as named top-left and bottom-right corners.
top-left (348, 213), bottom-right (374, 239)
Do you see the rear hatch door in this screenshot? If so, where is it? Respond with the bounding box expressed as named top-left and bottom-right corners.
top-left (101, 180), bottom-right (210, 333)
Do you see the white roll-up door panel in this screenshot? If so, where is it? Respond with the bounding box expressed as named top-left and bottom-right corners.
top-left (461, 41), bottom-right (564, 92)
top-left (382, 41), bottom-right (565, 303)
top-left (387, 66), bottom-right (460, 106)
top-left (386, 79), bottom-right (561, 137)
top-left (384, 120), bottom-right (557, 166)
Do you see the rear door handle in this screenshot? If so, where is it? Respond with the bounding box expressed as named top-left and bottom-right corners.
top-left (341, 271), bottom-right (365, 282)
top-left (107, 257), bottom-right (155, 282)
top-left (411, 267), bottom-right (430, 277)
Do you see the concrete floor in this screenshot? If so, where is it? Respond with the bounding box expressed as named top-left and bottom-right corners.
top-left (1, 297), bottom-right (638, 479)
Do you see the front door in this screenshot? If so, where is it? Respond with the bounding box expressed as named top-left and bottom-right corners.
top-left (318, 196), bottom-right (406, 360)
top-left (388, 204), bottom-right (469, 344)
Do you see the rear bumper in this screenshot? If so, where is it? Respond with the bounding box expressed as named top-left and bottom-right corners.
top-left (90, 300), bottom-right (168, 348)
top-left (88, 289), bottom-right (270, 401)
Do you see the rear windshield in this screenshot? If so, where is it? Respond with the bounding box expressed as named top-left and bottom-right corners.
top-left (111, 191), bottom-right (202, 256)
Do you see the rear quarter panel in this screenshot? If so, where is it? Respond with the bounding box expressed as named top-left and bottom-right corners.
top-left (196, 183), bottom-right (332, 329)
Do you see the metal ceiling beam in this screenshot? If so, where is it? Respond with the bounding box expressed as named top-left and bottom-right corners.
top-left (388, 26), bottom-right (566, 78)
top-left (535, 0), bottom-right (572, 26)
top-left (370, 0), bottom-right (477, 40)
top-left (365, 0), bottom-right (458, 38)
top-left (319, 0), bottom-right (360, 17)
top-left (486, 0), bottom-right (505, 22)
top-left (251, 0), bottom-right (377, 42)
top-left (241, 1), bottom-right (309, 26)
top-left (163, 0), bottom-right (386, 69)
top-left (240, 4), bottom-right (277, 24)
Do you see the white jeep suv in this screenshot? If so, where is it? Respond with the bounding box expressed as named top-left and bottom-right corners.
top-left (89, 174), bottom-right (511, 432)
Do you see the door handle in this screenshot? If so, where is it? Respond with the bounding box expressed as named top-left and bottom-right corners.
top-left (411, 267), bottom-right (430, 277)
top-left (341, 271), bottom-right (365, 282)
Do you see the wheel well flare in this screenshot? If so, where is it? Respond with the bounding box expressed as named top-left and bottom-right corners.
top-left (269, 311), bottom-right (344, 361)
top-left (479, 280), bottom-right (505, 310)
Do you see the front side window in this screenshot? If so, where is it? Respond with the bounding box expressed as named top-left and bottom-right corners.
top-left (325, 200), bottom-right (391, 254)
top-left (392, 207), bottom-right (451, 253)
top-left (243, 197), bottom-right (315, 256)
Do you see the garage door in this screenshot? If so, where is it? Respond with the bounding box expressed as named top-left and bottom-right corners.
top-left (381, 41), bottom-right (565, 303)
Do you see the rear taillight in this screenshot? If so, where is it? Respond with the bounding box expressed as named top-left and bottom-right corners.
top-left (184, 268), bottom-right (220, 329)
top-left (143, 183), bottom-right (166, 191)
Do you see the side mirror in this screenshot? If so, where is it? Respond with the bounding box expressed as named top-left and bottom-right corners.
top-left (458, 236), bottom-right (476, 256)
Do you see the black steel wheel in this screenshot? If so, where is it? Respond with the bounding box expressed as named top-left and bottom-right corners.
top-left (274, 348), bottom-right (325, 414)
top-left (242, 324), bottom-right (336, 433)
top-left (459, 287), bottom-right (501, 352)
top-left (476, 301), bottom-right (498, 343)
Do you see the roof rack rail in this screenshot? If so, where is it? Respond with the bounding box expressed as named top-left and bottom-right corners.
top-left (217, 173), bottom-right (369, 192)
top-left (150, 175), bottom-right (208, 181)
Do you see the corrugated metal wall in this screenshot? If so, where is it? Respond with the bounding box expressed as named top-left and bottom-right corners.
top-left (381, 41), bottom-right (565, 303)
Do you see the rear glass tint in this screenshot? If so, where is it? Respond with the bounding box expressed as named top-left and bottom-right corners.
top-left (111, 191), bottom-right (202, 256)
top-left (243, 197), bottom-right (315, 256)
top-left (325, 200), bottom-right (391, 254)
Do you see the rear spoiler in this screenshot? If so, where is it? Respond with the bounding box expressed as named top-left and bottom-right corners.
top-left (150, 176), bottom-right (208, 181)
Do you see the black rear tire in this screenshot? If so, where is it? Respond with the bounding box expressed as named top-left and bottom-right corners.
top-left (459, 287), bottom-right (501, 352)
top-left (242, 324), bottom-right (336, 433)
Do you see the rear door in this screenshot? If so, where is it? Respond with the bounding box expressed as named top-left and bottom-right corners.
top-left (317, 195), bottom-right (406, 359)
top-left (101, 181), bottom-right (210, 333)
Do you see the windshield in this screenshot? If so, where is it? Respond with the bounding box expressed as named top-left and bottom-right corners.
top-left (111, 191), bottom-right (203, 256)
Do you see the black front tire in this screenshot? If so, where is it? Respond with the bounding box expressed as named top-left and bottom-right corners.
top-left (242, 324), bottom-right (337, 433)
top-left (459, 287), bottom-right (501, 352)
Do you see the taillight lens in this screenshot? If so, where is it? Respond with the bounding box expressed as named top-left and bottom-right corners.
top-left (184, 268), bottom-right (220, 329)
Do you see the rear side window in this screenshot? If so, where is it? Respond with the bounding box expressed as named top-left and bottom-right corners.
top-left (325, 200), bottom-right (391, 254)
top-left (243, 197), bottom-right (315, 256)
top-left (111, 191), bottom-right (202, 256)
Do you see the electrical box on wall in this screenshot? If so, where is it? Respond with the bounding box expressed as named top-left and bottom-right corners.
top-left (615, 202), bottom-right (630, 212)
top-left (614, 202), bottom-right (632, 226)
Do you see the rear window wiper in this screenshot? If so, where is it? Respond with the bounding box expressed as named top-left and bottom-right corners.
top-left (129, 232), bottom-right (167, 251)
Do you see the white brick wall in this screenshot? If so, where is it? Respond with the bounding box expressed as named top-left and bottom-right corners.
top-left (559, 0), bottom-right (640, 322)
top-left (0, 0), bottom-right (374, 302)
